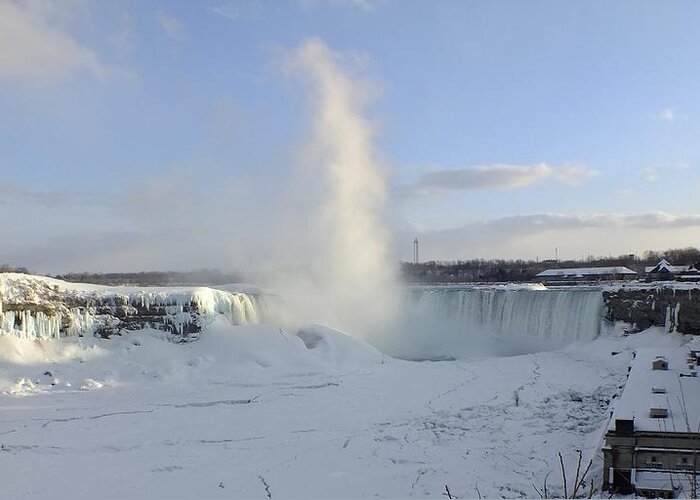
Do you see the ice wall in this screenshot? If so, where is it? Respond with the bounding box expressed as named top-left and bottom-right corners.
top-left (0, 274), bottom-right (269, 341)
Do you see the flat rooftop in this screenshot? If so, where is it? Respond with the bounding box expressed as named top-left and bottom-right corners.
top-left (537, 266), bottom-right (636, 277)
top-left (609, 345), bottom-right (700, 433)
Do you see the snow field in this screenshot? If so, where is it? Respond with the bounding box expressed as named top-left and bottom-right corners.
top-left (1, 319), bottom-right (690, 499)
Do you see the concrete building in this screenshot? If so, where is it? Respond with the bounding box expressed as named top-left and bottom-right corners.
top-left (602, 347), bottom-right (700, 498)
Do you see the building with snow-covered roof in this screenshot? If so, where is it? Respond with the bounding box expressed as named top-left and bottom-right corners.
top-left (536, 266), bottom-right (636, 283)
top-left (644, 259), bottom-right (700, 281)
top-left (602, 347), bottom-right (700, 497)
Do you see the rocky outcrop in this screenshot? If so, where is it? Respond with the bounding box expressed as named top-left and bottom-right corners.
top-left (603, 286), bottom-right (700, 334)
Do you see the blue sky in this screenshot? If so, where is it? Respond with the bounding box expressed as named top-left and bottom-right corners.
top-left (1, 0), bottom-right (699, 272)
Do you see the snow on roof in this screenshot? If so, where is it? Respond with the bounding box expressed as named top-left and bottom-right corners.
top-left (645, 259), bottom-right (692, 274)
top-left (536, 266), bottom-right (636, 277)
top-left (609, 347), bottom-right (700, 433)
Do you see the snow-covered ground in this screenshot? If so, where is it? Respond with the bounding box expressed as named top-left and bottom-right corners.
top-left (1, 311), bottom-right (692, 499)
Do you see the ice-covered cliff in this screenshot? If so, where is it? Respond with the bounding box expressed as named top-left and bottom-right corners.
top-left (0, 274), bottom-right (268, 341)
top-left (603, 283), bottom-right (700, 334)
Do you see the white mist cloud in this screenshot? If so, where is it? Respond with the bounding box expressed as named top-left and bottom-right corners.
top-left (208, 1), bottom-right (264, 21)
top-left (279, 38), bottom-right (397, 336)
top-left (640, 166), bottom-right (659, 182)
top-left (0, 179), bottom-right (111, 208)
top-left (208, 3), bottom-right (242, 21)
top-left (296, 0), bottom-right (385, 12)
top-left (639, 162), bottom-right (692, 183)
top-left (652, 107), bottom-right (688, 122)
top-left (156, 10), bottom-right (182, 40)
top-left (109, 12), bottom-right (135, 53)
top-left (654, 107), bottom-right (678, 122)
top-left (0, 0), bottom-right (114, 81)
top-left (399, 162), bottom-right (598, 196)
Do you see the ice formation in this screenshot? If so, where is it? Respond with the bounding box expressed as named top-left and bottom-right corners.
top-left (0, 274), bottom-right (267, 341)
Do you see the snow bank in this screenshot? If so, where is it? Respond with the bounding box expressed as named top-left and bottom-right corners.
top-left (0, 318), bottom-right (390, 395)
top-left (296, 324), bottom-right (387, 366)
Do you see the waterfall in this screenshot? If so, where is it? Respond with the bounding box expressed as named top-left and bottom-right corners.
top-left (378, 286), bottom-right (604, 360)
top-left (411, 287), bottom-right (603, 341)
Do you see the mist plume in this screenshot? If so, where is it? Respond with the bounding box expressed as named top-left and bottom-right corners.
top-left (278, 38), bottom-right (397, 337)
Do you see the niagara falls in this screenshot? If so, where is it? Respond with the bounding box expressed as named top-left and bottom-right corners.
top-left (2, 1), bottom-right (700, 499)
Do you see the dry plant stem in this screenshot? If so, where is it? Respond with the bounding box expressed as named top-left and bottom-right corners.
top-left (559, 452), bottom-right (568, 498)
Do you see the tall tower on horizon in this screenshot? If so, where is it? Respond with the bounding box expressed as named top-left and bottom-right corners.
top-left (413, 238), bottom-right (419, 264)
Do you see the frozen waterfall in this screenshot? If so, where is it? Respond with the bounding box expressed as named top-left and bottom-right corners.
top-left (409, 286), bottom-right (603, 341)
top-left (377, 286), bottom-right (605, 360)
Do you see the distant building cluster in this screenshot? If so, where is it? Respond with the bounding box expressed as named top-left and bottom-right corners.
top-left (645, 259), bottom-right (700, 281)
top-left (535, 259), bottom-right (700, 285)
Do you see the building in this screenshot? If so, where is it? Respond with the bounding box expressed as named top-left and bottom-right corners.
top-left (535, 266), bottom-right (637, 283)
top-left (646, 259), bottom-right (699, 281)
top-left (602, 347), bottom-right (700, 498)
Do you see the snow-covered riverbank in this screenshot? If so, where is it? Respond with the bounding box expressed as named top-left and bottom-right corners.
top-left (0, 317), bottom-right (690, 499)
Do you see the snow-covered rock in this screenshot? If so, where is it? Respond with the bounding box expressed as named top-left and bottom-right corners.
top-left (0, 273), bottom-right (268, 341)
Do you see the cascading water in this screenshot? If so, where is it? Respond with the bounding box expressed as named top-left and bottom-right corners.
top-left (412, 287), bottom-right (603, 341)
top-left (377, 286), bottom-right (605, 360)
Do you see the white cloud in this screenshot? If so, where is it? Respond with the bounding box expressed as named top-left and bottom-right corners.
top-left (639, 162), bottom-right (692, 183)
top-left (404, 212), bottom-right (700, 261)
top-left (109, 12), bottom-right (135, 53)
top-left (208, 1), bottom-right (263, 21)
top-left (640, 166), bottom-right (659, 182)
top-left (156, 10), bottom-right (182, 40)
top-left (653, 107), bottom-right (688, 122)
top-left (209, 3), bottom-right (241, 21)
top-left (398, 162), bottom-right (598, 196)
top-left (0, 179), bottom-right (110, 207)
top-left (296, 0), bottom-right (385, 12)
top-left (0, 0), bottom-right (113, 81)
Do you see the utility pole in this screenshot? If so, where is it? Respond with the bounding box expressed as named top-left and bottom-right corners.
top-left (413, 238), bottom-right (419, 264)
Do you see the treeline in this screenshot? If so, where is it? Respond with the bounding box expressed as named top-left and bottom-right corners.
top-left (401, 247), bottom-right (700, 284)
top-left (53, 269), bottom-right (242, 286)
top-left (0, 265), bottom-right (31, 274)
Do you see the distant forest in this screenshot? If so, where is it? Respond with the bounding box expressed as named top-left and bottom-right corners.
top-left (0, 267), bottom-right (241, 287)
top-left (52, 269), bottom-right (243, 286)
top-left (400, 247), bottom-right (700, 284)
top-left (2, 247), bottom-right (699, 285)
